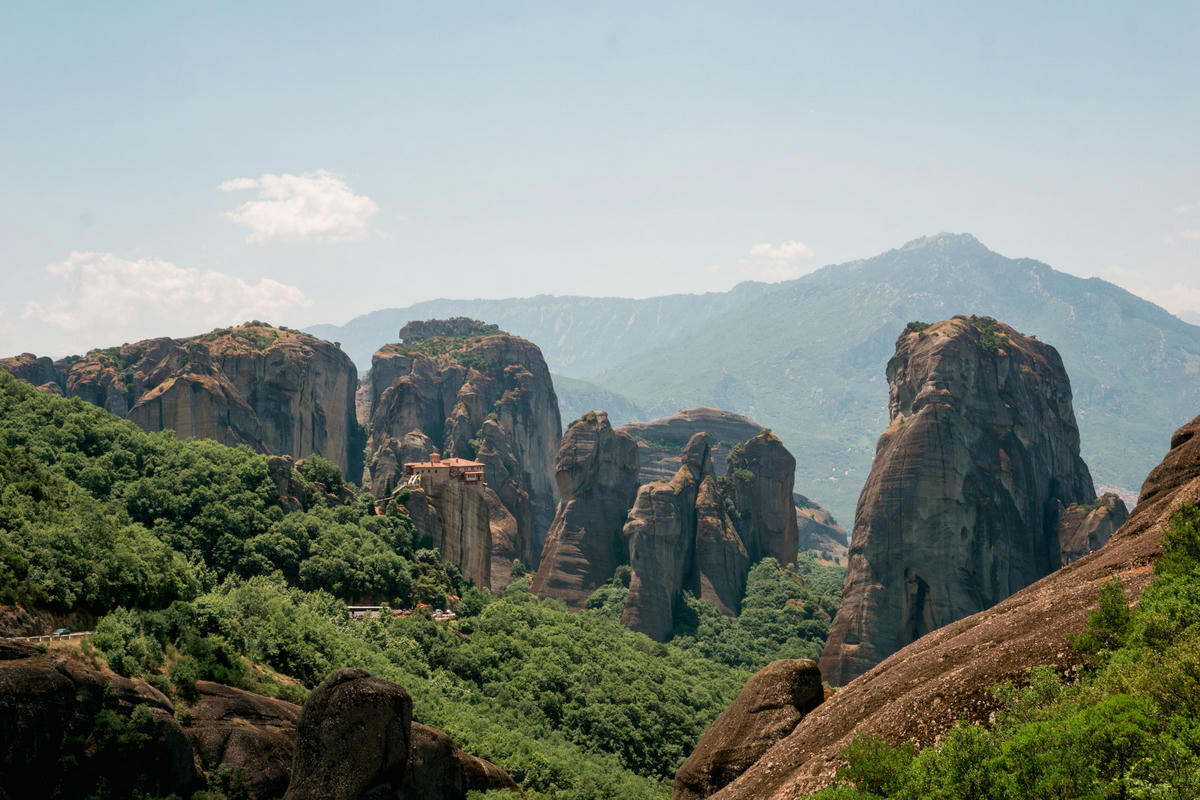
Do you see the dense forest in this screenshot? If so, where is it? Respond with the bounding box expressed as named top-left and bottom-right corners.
top-left (0, 371), bottom-right (842, 799)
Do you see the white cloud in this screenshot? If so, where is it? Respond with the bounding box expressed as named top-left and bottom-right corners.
top-left (1138, 283), bottom-right (1200, 317)
top-left (219, 170), bottom-right (379, 244)
top-left (21, 252), bottom-right (311, 351)
top-left (705, 239), bottom-right (818, 285)
top-left (748, 240), bottom-right (815, 261)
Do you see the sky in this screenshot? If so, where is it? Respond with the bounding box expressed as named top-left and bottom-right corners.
top-left (2, 1), bottom-right (1198, 356)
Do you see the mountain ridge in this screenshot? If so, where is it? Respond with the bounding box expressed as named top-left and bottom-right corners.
top-left (308, 234), bottom-right (1200, 522)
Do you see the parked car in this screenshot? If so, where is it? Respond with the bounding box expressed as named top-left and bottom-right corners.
top-left (51, 628), bottom-right (70, 636)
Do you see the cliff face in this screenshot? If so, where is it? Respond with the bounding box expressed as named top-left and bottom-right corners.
top-left (709, 408), bottom-right (1200, 800)
top-left (363, 327), bottom-right (561, 588)
top-left (0, 325), bottom-right (360, 475)
top-left (795, 494), bottom-right (848, 565)
top-left (532, 411), bottom-right (641, 609)
top-left (727, 432), bottom-right (800, 565)
top-left (621, 434), bottom-right (708, 641)
top-left (403, 477), bottom-right (492, 589)
top-left (820, 316), bottom-right (1107, 687)
top-left (620, 427), bottom-right (805, 640)
top-left (618, 407), bottom-right (764, 484)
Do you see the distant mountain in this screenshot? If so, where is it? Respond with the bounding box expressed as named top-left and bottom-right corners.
top-left (596, 234), bottom-right (1200, 520)
top-left (552, 374), bottom-right (645, 428)
top-left (1178, 309), bottom-right (1200, 327)
top-left (310, 234), bottom-right (1200, 523)
top-left (305, 283), bottom-right (774, 376)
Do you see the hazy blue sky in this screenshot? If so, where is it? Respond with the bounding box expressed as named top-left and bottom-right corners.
top-left (3, 2), bottom-right (1198, 355)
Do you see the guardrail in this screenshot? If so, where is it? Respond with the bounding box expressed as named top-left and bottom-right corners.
top-left (14, 631), bottom-right (93, 644)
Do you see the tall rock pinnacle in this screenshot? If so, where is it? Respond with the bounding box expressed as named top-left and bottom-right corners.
top-left (819, 316), bottom-right (1121, 685)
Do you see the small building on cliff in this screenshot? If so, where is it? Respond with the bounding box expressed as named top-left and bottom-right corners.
top-left (403, 453), bottom-right (485, 486)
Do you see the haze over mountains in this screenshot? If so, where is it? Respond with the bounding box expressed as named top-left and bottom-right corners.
top-left (310, 233), bottom-right (1200, 522)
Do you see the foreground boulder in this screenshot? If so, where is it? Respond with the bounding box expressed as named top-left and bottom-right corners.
top-left (821, 317), bottom-right (1112, 685)
top-left (401, 722), bottom-right (522, 799)
top-left (673, 659), bottom-right (823, 800)
top-left (708, 408), bottom-right (1200, 799)
top-left (532, 411), bottom-right (641, 609)
top-left (0, 323), bottom-right (361, 475)
top-left (285, 668), bottom-right (412, 800)
top-left (183, 681), bottom-right (301, 800)
top-left (0, 643), bottom-right (198, 799)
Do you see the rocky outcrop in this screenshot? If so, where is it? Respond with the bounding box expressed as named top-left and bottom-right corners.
top-left (401, 722), bottom-right (522, 800)
top-left (532, 411), bottom-right (641, 609)
top-left (794, 494), bottom-right (848, 565)
top-left (726, 432), bottom-right (799, 565)
top-left (285, 668), bottom-right (412, 800)
top-left (619, 408), bottom-right (764, 484)
top-left (1, 324), bottom-right (360, 475)
top-left (820, 317), bottom-right (1108, 686)
top-left (622, 435), bottom-right (749, 639)
top-left (1056, 493), bottom-right (1129, 565)
top-left (673, 659), bottom-right (823, 800)
top-left (0, 644), bottom-right (199, 799)
top-left (622, 428), bottom-right (804, 640)
top-left (284, 668), bottom-right (518, 800)
top-left (364, 326), bottom-right (561, 588)
top-left (183, 681), bottom-right (301, 800)
top-left (709, 409), bottom-right (1200, 800)
top-left (403, 473), bottom-right (492, 588)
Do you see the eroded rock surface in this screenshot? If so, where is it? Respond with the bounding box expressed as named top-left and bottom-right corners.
top-left (401, 722), bottom-right (522, 800)
top-left (1057, 493), bottom-right (1129, 565)
top-left (619, 408), bottom-right (764, 484)
top-left (284, 668), bottom-right (412, 800)
top-left (532, 411), bottom-right (641, 609)
top-left (674, 659), bottom-right (823, 800)
top-left (363, 324), bottom-right (561, 588)
top-left (708, 384), bottom-right (1200, 800)
top-left (820, 317), bottom-right (1107, 686)
top-left (0, 645), bottom-right (198, 799)
top-left (183, 681), bottom-right (301, 800)
top-left (1, 324), bottom-right (360, 475)
top-left (794, 494), bottom-right (848, 564)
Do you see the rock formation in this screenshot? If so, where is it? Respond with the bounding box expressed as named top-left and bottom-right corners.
top-left (1056, 493), bottom-right (1129, 565)
top-left (707, 408), bottom-right (1200, 800)
top-left (183, 681), bottom-right (301, 800)
top-left (725, 432), bottom-right (799, 565)
top-left (0, 324), bottom-right (360, 475)
top-left (363, 322), bottom-right (561, 588)
top-left (618, 408), bottom-right (764, 484)
top-left (673, 659), bottom-right (823, 800)
top-left (794, 494), bottom-right (848, 564)
top-left (819, 316), bottom-right (1110, 686)
top-left (401, 459), bottom-right (493, 588)
top-left (401, 722), bottom-right (522, 799)
top-left (532, 411), bottom-right (641, 609)
top-left (283, 667), bottom-right (518, 800)
top-left (0, 649), bottom-right (517, 800)
top-left (284, 668), bottom-right (412, 800)
top-left (620, 428), bottom-right (803, 640)
top-left (0, 641), bottom-right (199, 798)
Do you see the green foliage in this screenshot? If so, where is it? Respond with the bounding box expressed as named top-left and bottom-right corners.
top-left (968, 315), bottom-right (1010, 355)
top-left (904, 320), bottom-right (931, 333)
top-left (810, 504), bottom-right (1200, 800)
top-left (671, 556), bottom-right (843, 670)
top-left (100, 576), bottom-right (743, 799)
